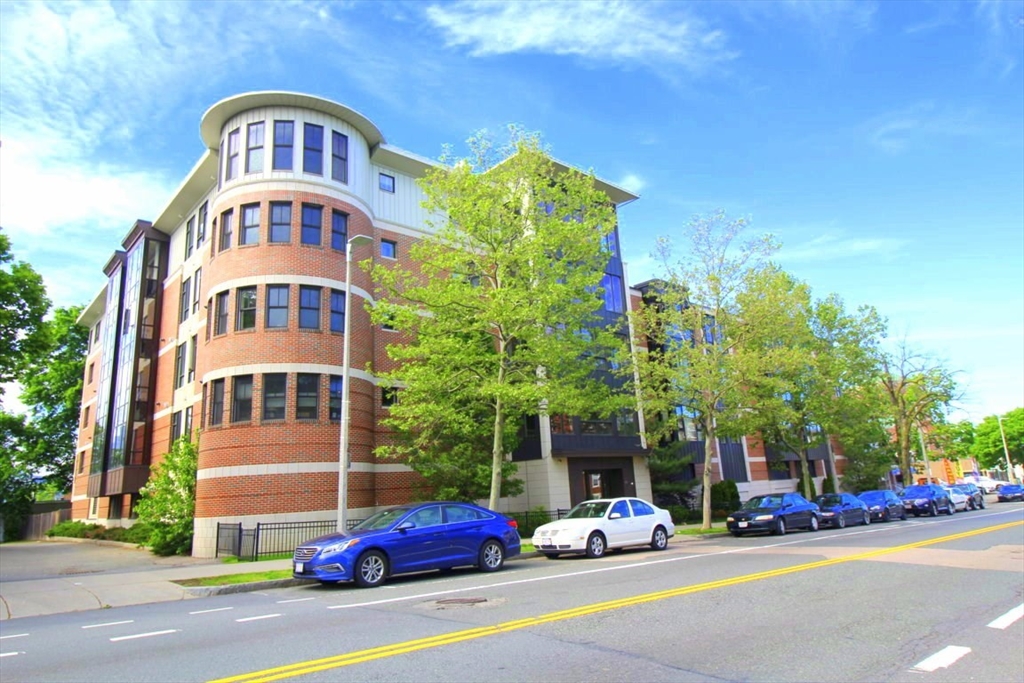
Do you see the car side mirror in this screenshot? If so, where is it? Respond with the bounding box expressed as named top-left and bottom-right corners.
top-left (609, 512), bottom-right (622, 520)
top-left (396, 521), bottom-right (414, 531)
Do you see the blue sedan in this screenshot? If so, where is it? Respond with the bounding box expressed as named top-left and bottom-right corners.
top-left (293, 502), bottom-right (521, 587)
top-left (726, 493), bottom-right (821, 536)
top-left (815, 493), bottom-right (871, 528)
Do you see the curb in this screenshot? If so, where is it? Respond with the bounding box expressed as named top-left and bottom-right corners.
top-left (184, 578), bottom-right (318, 597)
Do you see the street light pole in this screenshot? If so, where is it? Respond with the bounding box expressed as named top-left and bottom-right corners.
top-left (996, 415), bottom-right (1017, 485)
top-left (338, 234), bottom-right (374, 533)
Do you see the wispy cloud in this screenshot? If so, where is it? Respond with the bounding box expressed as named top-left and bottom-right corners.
top-left (423, 0), bottom-right (738, 77)
top-left (777, 233), bottom-right (909, 263)
top-left (861, 102), bottom-right (982, 153)
top-left (617, 173), bottom-right (647, 194)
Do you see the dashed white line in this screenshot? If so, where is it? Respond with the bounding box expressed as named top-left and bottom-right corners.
top-left (189, 607), bottom-right (234, 615)
top-left (276, 597), bottom-right (315, 604)
top-left (0, 651), bottom-right (22, 658)
top-left (987, 604), bottom-right (1024, 630)
top-left (0, 633), bottom-right (28, 640)
top-left (235, 614), bottom-right (282, 623)
top-left (912, 646), bottom-right (972, 672)
top-left (110, 630), bottom-right (179, 642)
top-left (82, 620), bottom-right (134, 629)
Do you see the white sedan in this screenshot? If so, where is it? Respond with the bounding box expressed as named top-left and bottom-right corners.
top-left (943, 486), bottom-right (971, 512)
top-left (532, 497), bottom-right (675, 559)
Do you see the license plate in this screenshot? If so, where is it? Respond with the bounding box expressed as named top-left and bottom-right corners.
top-left (294, 562), bottom-right (304, 573)
top-left (738, 522), bottom-right (748, 528)
top-left (541, 538), bottom-right (551, 546)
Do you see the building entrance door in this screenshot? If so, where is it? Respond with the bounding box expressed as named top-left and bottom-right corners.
top-left (583, 468), bottom-right (625, 499)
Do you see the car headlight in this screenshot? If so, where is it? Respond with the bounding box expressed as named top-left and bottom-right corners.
top-left (726, 516), bottom-right (735, 522)
top-left (822, 512), bottom-right (834, 517)
top-left (321, 538), bottom-right (360, 555)
top-left (754, 514), bottom-right (775, 521)
top-left (870, 506), bottom-right (880, 511)
top-left (915, 498), bottom-right (927, 504)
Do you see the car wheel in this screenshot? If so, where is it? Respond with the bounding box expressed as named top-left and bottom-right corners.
top-left (774, 517), bottom-right (787, 536)
top-left (979, 499), bottom-right (986, 510)
top-left (882, 509), bottom-right (890, 522)
top-left (354, 550), bottom-right (387, 588)
top-left (862, 511), bottom-right (870, 526)
top-left (543, 552), bottom-right (559, 560)
top-left (808, 515), bottom-right (819, 532)
top-left (837, 514), bottom-right (846, 529)
top-left (651, 526), bottom-right (669, 551)
top-left (929, 502), bottom-right (938, 517)
top-left (946, 501), bottom-right (954, 516)
top-left (478, 539), bottom-right (505, 572)
top-left (585, 532), bottom-right (607, 558)
top-left (901, 509), bottom-right (908, 520)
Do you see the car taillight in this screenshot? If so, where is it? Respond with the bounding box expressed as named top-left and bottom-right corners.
top-left (507, 519), bottom-right (518, 529)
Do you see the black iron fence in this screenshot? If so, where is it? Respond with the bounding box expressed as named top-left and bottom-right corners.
top-left (215, 509), bottom-right (571, 560)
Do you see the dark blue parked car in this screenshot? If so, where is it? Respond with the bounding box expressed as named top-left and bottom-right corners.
top-left (996, 484), bottom-right (1024, 502)
top-left (858, 489), bottom-right (907, 522)
top-left (293, 502), bottom-right (521, 587)
top-left (899, 484), bottom-right (954, 517)
top-left (727, 493), bottom-right (821, 537)
top-left (815, 493), bottom-right (871, 528)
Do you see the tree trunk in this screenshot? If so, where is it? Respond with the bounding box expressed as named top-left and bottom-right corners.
top-left (488, 394), bottom-right (504, 511)
top-left (701, 419), bottom-right (715, 530)
top-left (799, 448), bottom-right (811, 499)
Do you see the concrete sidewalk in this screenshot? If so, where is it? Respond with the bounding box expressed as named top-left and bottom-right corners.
top-left (0, 532), bottom-right (718, 621)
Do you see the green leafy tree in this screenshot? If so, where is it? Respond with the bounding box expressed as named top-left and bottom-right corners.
top-left (0, 230), bottom-right (51, 398)
top-left (632, 211), bottom-right (792, 529)
top-left (972, 408), bottom-right (1024, 475)
top-left (369, 128), bottom-right (629, 509)
top-left (646, 441), bottom-right (698, 507)
top-left (134, 436), bottom-right (197, 556)
top-left (18, 306), bottom-right (87, 492)
top-left (743, 287), bottom-right (887, 499)
top-left (833, 385), bottom-right (896, 493)
top-left (928, 420), bottom-right (975, 463)
top-left (879, 341), bottom-right (960, 489)
top-left (0, 411), bottom-right (35, 541)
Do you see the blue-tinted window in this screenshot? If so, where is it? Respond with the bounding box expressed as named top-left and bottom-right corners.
top-left (266, 285), bottom-right (289, 328)
top-left (240, 204), bottom-right (260, 245)
top-left (329, 375), bottom-right (342, 421)
top-left (246, 122), bottom-right (264, 173)
top-left (602, 229), bottom-right (619, 256)
top-left (225, 128), bottom-right (240, 180)
top-left (381, 239), bottom-right (396, 259)
top-left (301, 204), bottom-right (322, 246)
top-left (330, 289), bottom-right (345, 332)
top-left (273, 121), bottom-right (293, 170)
top-left (303, 123), bottom-right (323, 175)
top-left (379, 173), bottom-right (395, 192)
top-left (332, 131), bottom-right (348, 183)
top-left (331, 210), bottom-right (348, 250)
top-left (299, 286), bottom-right (321, 329)
top-left (270, 202), bottom-right (291, 243)
top-left (601, 273), bottom-right (623, 313)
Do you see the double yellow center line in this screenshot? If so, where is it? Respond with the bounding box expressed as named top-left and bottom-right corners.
top-left (211, 520), bottom-right (1023, 683)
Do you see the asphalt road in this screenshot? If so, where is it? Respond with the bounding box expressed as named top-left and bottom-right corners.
top-left (2, 505), bottom-right (1022, 683)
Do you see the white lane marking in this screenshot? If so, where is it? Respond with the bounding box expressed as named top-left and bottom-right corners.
top-left (1, 651), bottom-right (22, 658)
top-left (277, 597), bottom-right (315, 604)
top-left (0, 634), bottom-right (29, 640)
top-left (912, 646), bottom-right (972, 672)
top-left (189, 607), bottom-right (235, 615)
top-left (110, 630), bottom-right (179, 642)
top-left (235, 614), bottom-right (282, 623)
top-left (987, 604), bottom-right (1024, 630)
top-left (82, 620), bottom-right (134, 629)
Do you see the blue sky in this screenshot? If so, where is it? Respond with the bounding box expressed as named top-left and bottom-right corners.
top-left (1, 0), bottom-right (1021, 423)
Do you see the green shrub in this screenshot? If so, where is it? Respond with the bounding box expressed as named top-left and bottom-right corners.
top-left (666, 505), bottom-right (690, 525)
top-left (512, 506), bottom-right (552, 537)
top-left (46, 520), bottom-right (104, 538)
top-left (796, 467), bottom-right (818, 499)
top-left (710, 480), bottom-right (740, 512)
top-left (821, 474), bottom-right (837, 494)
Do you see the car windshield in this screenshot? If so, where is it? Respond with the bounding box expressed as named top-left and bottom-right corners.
top-left (859, 492), bottom-right (883, 502)
top-left (351, 506), bottom-right (414, 531)
top-left (565, 501), bottom-right (611, 519)
top-left (902, 485), bottom-right (931, 497)
top-left (816, 494), bottom-right (842, 507)
top-left (741, 496), bottom-right (783, 510)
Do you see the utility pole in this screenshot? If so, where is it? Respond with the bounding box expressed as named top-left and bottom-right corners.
top-left (997, 415), bottom-right (1017, 484)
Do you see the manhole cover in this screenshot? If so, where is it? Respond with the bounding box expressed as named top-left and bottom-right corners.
top-left (436, 597), bottom-right (487, 605)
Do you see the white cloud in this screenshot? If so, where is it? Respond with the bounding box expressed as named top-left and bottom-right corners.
top-left (861, 102), bottom-right (982, 154)
top-left (617, 173), bottom-right (647, 194)
top-left (423, 0), bottom-right (737, 76)
top-left (777, 233), bottom-right (909, 263)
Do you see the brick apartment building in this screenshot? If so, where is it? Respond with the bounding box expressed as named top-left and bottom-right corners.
top-left (73, 92), bottom-right (842, 557)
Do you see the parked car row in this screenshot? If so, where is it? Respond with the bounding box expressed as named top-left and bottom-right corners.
top-left (292, 482), bottom-right (1021, 587)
